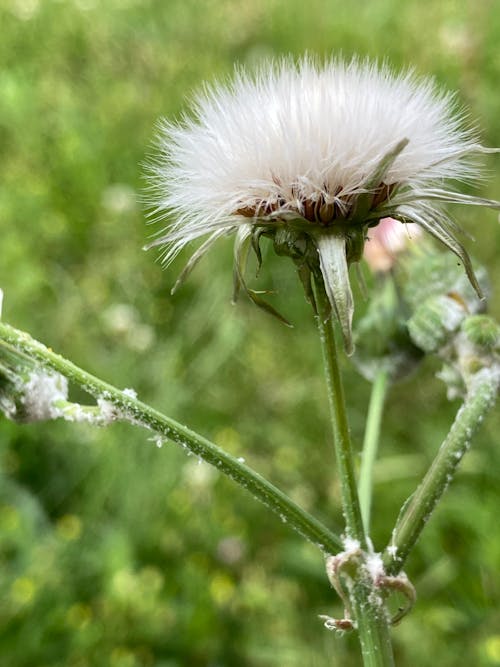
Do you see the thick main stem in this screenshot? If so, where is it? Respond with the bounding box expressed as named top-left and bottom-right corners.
top-left (0, 321), bottom-right (342, 555)
top-left (314, 277), bottom-right (395, 667)
top-left (384, 367), bottom-right (499, 575)
top-left (350, 581), bottom-right (397, 667)
top-left (359, 370), bottom-right (388, 532)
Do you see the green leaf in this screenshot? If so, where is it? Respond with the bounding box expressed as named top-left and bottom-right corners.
top-left (350, 138), bottom-right (409, 223)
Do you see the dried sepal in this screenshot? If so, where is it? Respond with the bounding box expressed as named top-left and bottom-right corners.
top-left (395, 187), bottom-right (500, 211)
top-left (232, 225), bottom-right (292, 326)
top-left (171, 228), bottom-right (231, 295)
top-left (251, 226), bottom-right (271, 277)
top-left (295, 261), bottom-right (317, 314)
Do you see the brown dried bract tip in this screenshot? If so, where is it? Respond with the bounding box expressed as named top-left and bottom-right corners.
top-left (236, 182), bottom-right (394, 225)
top-left (371, 182), bottom-right (396, 209)
top-left (236, 198), bottom-right (285, 218)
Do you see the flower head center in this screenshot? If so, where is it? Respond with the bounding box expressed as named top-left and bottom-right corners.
top-left (236, 182), bottom-right (395, 225)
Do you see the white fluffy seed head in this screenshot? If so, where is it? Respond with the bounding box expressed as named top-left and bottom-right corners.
top-left (145, 56), bottom-right (499, 352)
top-left (146, 55), bottom-right (484, 260)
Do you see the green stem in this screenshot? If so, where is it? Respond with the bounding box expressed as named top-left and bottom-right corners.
top-left (0, 321), bottom-right (342, 554)
top-left (384, 367), bottom-right (499, 575)
top-left (313, 278), bottom-right (395, 667)
top-left (350, 581), bottom-right (397, 667)
top-left (314, 278), bottom-right (366, 544)
top-left (359, 369), bottom-right (388, 532)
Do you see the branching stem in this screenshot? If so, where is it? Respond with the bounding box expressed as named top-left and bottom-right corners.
top-left (384, 368), bottom-right (499, 575)
top-left (313, 277), bottom-right (395, 667)
top-left (0, 321), bottom-right (342, 554)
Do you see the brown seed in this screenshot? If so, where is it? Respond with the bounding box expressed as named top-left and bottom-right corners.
top-left (319, 201), bottom-right (335, 224)
top-left (371, 182), bottom-right (396, 209)
top-left (236, 205), bottom-right (257, 217)
top-left (303, 198), bottom-right (315, 221)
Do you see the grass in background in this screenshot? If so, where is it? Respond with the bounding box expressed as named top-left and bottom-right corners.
top-left (0, 1), bottom-right (499, 665)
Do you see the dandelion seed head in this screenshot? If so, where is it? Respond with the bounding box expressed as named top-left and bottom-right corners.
top-left (145, 56), bottom-right (499, 351)
top-left (149, 57), bottom-right (482, 251)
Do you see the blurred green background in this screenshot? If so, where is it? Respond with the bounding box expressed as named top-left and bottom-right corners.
top-left (1, 0), bottom-right (500, 665)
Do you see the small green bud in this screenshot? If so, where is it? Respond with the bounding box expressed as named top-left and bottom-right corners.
top-left (353, 278), bottom-right (423, 382)
top-left (402, 247), bottom-right (489, 315)
top-left (461, 315), bottom-right (500, 351)
top-left (407, 294), bottom-right (466, 353)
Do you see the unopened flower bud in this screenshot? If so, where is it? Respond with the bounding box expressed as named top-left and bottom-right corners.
top-left (461, 315), bottom-right (500, 351)
top-left (401, 248), bottom-right (489, 315)
top-left (353, 278), bottom-right (423, 382)
top-left (407, 294), bottom-right (467, 353)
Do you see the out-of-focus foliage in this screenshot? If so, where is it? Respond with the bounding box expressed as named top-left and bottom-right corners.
top-left (0, 0), bottom-right (499, 665)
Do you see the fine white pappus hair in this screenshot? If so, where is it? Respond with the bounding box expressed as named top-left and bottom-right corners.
top-left (144, 55), bottom-right (500, 352)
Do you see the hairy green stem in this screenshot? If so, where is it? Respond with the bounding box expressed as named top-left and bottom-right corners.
top-left (314, 278), bottom-right (395, 667)
top-left (314, 278), bottom-right (366, 544)
top-left (384, 367), bottom-right (499, 575)
top-left (359, 370), bottom-right (388, 532)
top-left (350, 581), bottom-right (396, 667)
top-left (0, 321), bottom-right (342, 554)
